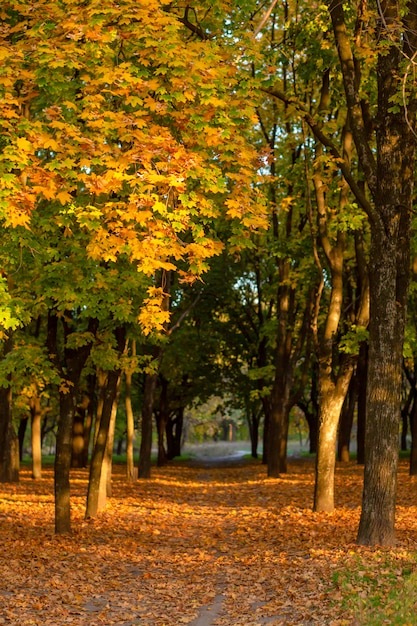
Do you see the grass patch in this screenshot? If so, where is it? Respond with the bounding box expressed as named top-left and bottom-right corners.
top-left (331, 551), bottom-right (417, 624)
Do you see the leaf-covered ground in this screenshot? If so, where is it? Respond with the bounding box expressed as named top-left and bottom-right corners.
top-left (1, 455), bottom-right (417, 625)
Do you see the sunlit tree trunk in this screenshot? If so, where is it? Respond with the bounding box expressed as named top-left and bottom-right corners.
top-left (85, 327), bottom-right (125, 519)
top-left (30, 395), bottom-right (42, 479)
top-left (125, 368), bottom-right (135, 481)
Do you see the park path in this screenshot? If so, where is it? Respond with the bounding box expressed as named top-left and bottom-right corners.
top-left (5, 446), bottom-right (417, 624)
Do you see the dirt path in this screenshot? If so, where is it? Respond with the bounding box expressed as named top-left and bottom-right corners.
top-left (1, 453), bottom-right (416, 625)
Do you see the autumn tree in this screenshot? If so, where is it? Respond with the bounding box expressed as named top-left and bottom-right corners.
top-left (327, 0), bottom-right (417, 547)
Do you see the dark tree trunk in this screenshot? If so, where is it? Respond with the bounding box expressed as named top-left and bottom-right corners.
top-left (268, 395), bottom-right (291, 476)
top-left (261, 396), bottom-right (270, 465)
top-left (400, 384), bottom-right (413, 452)
top-left (55, 388), bottom-right (76, 534)
top-left (247, 405), bottom-right (261, 459)
top-left (71, 410), bottom-right (85, 469)
top-left (356, 343), bottom-right (367, 465)
top-left (166, 407), bottom-right (184, 460)
top-left (173, 407), bottom-right (183, 458)
top-left (18, 417), bottom-right (28, 462)
top-left (410, 393), bottom-right (417, 476)
top-left (82, 373), bottom-right (96, 467)
top-left (0, 333), bottom-right (19, 483)
top-left (155, 376), bottom-right (168, 467)
top-left (357, 9), bottom-right (417, 546)
top-left (338, 374), bottom-right (358, 462)
top-left (53, 313), bottom-right (98, 534)
top-left (327, 0), bottom-right (417, 546)
top-left (138, 371), bottom-right (158, 478)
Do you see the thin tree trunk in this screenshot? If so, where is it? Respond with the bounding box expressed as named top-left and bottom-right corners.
top-left (98, 380), bottom-right (120, 509)
top-left (125, 369), bottom-right (135, 481)
top-left (18, 417), bottom-right (28, 462)
top-left (155, 376), bottom-right (168, 467)
top-left (82, 373), bottom-right (96, 467)
top-left (30, 396), bottom-right (42, 479)
top-left (409, 392), bottom-right (417, 476)
top-left (138, 371), bottom-right (158, 478)
top-left (0, 333), bottom-right (19, 484)
top-left (338, 375), bottom-right (357, 462)
top-left (356, 343), bottom-right (367, 465)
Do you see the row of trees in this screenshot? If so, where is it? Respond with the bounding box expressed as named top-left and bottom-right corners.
top-left (1, 0), bottom-right (417, 547)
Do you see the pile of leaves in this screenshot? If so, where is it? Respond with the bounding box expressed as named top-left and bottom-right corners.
top-left (1, 457), bottom-right (417, 625)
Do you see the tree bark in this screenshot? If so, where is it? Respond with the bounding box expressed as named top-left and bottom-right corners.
top-left (30, 396), bottom-right (42, 479)
top-left (327, 0), bottom-right (417, 546)
top-left (138, 371), bottom-right (158, 478)
top-left (0, 332), bottom-right (19, 483)
top-left (82, 373), bottom-right (96, 467)
top-left (338, 375), bottom-right (357, 462)
top-left (356, 4), bottom-right (417, 546)
top-left (314, 356), bottom-right (356, 511)
top-left (410, 391), bottom-right (417, 476)
top-left (85, 326), bottom-right (125, 518)
top-left (125, 368), bottom-right (135, 481)
top-left (155, 376), bottom-right (169, 467)
top-left (356, 342), bottom-right (367, 465)
top-left (53, 313), bottom-right (98, 534)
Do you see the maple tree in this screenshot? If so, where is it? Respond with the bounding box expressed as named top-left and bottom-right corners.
top-left (0, 0), bottom-right (266, 529)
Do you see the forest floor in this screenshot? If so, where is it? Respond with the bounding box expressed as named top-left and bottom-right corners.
top-left (1, 446), bottom-right (417, 625)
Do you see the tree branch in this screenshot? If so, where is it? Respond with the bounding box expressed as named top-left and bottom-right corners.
top-left (262, 86), bottom-right (378, 227)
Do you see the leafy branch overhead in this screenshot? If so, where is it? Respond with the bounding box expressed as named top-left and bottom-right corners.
top-left (0, 0), bottom-right (267, 332)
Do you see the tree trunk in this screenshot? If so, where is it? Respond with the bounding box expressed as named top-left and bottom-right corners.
top-left (173, 407), bottom-right (184, 458)
top-left (55, 388), bottom-right (76, 534)
top-left (85, 327), bottom-right (125, 519)
top-left (82, 373), bottom-right (96, 467)
top-left (98, 380), bottom-right (119, 509)
top-left (155, 376), bottom-right (168, 467)
top-left (356, 4), bottom-right (417, 545)
top-left (138, 371), bottom-right (158, 478)
top-left (409, 393), bottom-right (417, 476)
top-left (0, 333), bottom-right (19, 484)
top-left (338, 375), bottom-right (357, 462)
top-left (71, 409), bottom-right (85, 469)
top-left (166, 407), bottom-right (184, 460)
top-left (247, 405), bottom-right (260, 459)
top-left (357, 227), bottom-right (408, 544)
top-left (356, 343), bottom-right (367, 465)
top-left (400, 385), bottom-right (413, 452)
top-left (30, 396), bottom-right (42, 479)
top-left (53, 313), bottom-right (98, 534)
top-left (18, 417), bottom-right (28, 462)
top-left (261, 396), bottom-right (270, 464)
top-left (125, 369), bottom-right (135, 481)
top-left (268, 395), bottom-right (291, 476)
top-left (314, 358), bottom-right (355, 511)
top-left (0, 387), bottom-right (19, 483)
